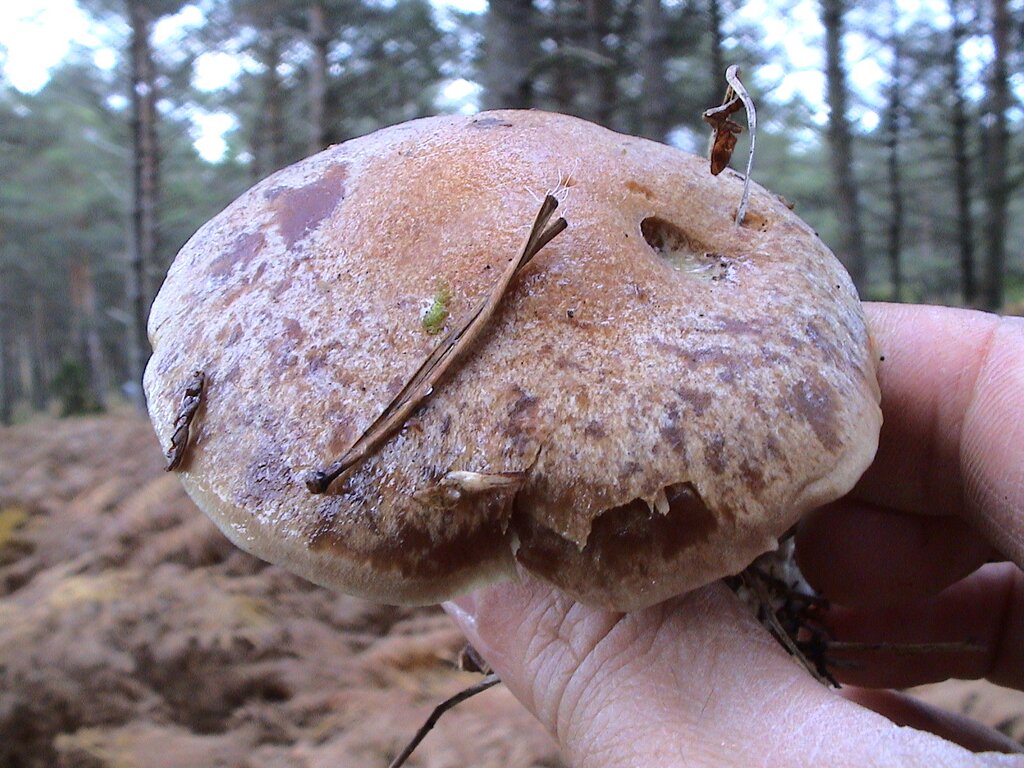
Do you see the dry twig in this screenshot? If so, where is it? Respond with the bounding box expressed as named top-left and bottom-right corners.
top-left (387, 673), bottom-right (502, 768)
top-left (826, 640), bottom-right (987, 656)
top-left (165, 370), bottom-right (206, 471)
top-left (306, 195), bottom-right (567, 494)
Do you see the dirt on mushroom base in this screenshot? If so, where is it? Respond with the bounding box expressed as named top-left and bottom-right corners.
top-left (0, 412), bottom-right (1020, 766)
top-left (0, 411), bottom-right (560, 768)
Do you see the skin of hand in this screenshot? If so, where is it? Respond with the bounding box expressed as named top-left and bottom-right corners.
top-left (443, 303), bottom-right (1024, 767)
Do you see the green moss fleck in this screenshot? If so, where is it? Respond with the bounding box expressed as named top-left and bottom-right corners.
top-left (0, 506), bottom-right (28, 548)
top-left (421, 282), bottom-right (452, 335)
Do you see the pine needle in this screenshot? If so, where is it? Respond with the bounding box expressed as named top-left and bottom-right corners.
top-left (306, 196), bottom-right (567, 494)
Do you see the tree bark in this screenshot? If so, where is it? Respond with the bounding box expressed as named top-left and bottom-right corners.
top-left (308, 1), bottom-right (330, 154)
top-left (947, 0), bottom-right (976, 305)
top-left (261, 35), bottom-right (286, 173)
top-left (0, 321), bottom-right (10, 426)
top-left (639, 0), bottom-right (671, 141)
top-left (583, 0), bottom-right (616, 126)
top-left (0, 278), bottom-right (10, 425)
top-left (982, 0), bottom-right (1010, 310)
top-left (821, 0), bottom-right (867, 290)
top-left (70, 254), bottom-right (109, 410)
top-left (29, 292), bottom-right (49, 411)
top-left (483, 0), bottom-right (539, 109)
top-left (127, 0), bottom-right (160, 410)
top-left (885, 10), bottom-right (904, 302)
top-left (708, 0), bottom-right (726, 105)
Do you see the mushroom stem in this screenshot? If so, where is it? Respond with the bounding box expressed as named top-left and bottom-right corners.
top-left (305, 196), bottom-right (567, 495)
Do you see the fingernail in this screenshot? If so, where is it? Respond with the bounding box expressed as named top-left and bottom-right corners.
top-left (442, 592), bottom-right (478, 631)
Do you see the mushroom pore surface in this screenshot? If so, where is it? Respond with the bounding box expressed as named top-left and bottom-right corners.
top-left (145, 110), bottom-right (882, 611)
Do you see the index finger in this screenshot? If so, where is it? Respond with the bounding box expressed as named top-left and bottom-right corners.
top-left (855, 302), bottom-right (1024, 565)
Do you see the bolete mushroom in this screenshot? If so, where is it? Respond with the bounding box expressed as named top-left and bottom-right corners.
top-left (145, 109), bottom-right (881, 612)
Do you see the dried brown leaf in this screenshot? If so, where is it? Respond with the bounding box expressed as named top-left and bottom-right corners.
top-left (702, 96), bottom-right (743, 176)
top-left (703, 65), bottom-right (758, 225)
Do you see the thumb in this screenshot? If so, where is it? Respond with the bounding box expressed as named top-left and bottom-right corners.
top-left (444, 574), bottom-right (1020, 768)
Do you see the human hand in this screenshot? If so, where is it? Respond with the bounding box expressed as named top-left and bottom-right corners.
top-left (443, 303), bottom-right (1024, 767)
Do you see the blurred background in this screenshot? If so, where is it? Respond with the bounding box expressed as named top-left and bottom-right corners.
top-left (0, 0), bottom-right (1022, 419)
top-left (0, 1), bottom-right (1023, 766)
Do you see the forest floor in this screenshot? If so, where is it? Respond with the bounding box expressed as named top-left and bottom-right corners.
top-left (0, 412), bottom-right (1021, 767)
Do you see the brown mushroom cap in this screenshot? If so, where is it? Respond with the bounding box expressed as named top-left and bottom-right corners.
top-left (145, 110), bottom-right (881, 611)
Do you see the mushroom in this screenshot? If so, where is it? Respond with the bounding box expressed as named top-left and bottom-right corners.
top-left (145, 109), bottom-right (881, 612)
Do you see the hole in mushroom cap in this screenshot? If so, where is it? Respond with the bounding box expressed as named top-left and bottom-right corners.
top-left (641, 216), bottom-right (731, 281)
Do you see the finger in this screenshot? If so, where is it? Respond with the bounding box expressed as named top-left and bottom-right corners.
top-left (444, 573), bottom-right (1010, 767)
top-left (796, 500), bottom-right (996, 608)
top-left (857, 303), bottom-right (1024, 565)
top-left (841, 688), bottom-right (1024, 755)
top-left (822, 563), bottom-right (1024, 691)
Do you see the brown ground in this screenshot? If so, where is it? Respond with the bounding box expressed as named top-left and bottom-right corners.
top-left (0, 412), bottom-right (561, 768)
top-left (0, 412), bottom-right (1020, 767)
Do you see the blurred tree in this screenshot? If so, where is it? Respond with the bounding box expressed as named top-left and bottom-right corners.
top-left (708, 0), bottom-right (726, 106)
top-left (51, 358), bottom-right (102, 416)
top-left (583, 0), bottom-right (617, 125)
top-left (126, 0), bottom-right (163, 408)
top-left (69, 254), bottom-right (110, 411)
top-left (1, 0), bottom-right (1022, 422)
top-left (483, 0), bottom-right (540, 109)
top-left (947, 0), bottom-right (977, 305)
top-left (983, 0), bottom-right (1012, 310)
top-left (0, 59), bottom-right (127, 414)
top-left (639, 0), bottom-right (671, 141)
top-left (821, 0), bottom-right (867, 290)
top-left (79, 0), bottom-right (191, 408)
top-left (203, 0), bottom-right (298, 178)
top-left (308, 1), bottom-right (330, 153)
top-left (884, 1), bottom-right (905, 301)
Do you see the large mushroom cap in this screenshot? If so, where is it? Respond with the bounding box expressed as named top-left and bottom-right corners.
top-left (145, 110), bottom-right (881, 611)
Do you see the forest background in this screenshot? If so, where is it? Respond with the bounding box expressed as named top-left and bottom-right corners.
top-left (0, 0), bottom-right (1021, 420)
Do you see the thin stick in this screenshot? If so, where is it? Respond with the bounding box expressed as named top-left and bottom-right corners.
top-left (387, 673), bottom-right (502, 768)
top-left (826, 640), bottom-right (987, 655)
top-left (724, 65), bottom-right (757, 226)
top-left (306, 197), bottom-right (567, 494)
top-left (740, 570), bottom-right (832, 686)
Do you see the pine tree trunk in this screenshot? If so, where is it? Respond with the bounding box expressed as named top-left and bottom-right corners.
top-left (308, 2), bottom-right (330, 154)
top-left (885, 14), bottom-right (904, 302)
top-left (549, 0), bottom-right (574, 111)
top-left (250, 108), bottom-right (266, 182)
top-left (982, 0), bottom-right (1010, 311)
top-left (640, 0), bottom-right (670, 141)
top-left (0, 321), bottom-right (10, 426)
top-left (483, 0), bottom-right (539, 109)
top-left (821, 0), bottom-right (867, 291)
top-left (263, 35), bottom-right (286, 173)
top-left (0, 278), bottom-right (10, 425)
top-left (72, 255), bottom-right (109, 410)
top-left (708, 0), bottom-right (726, 105)
top-left (947, 0), bottom-right (976, 305)
top-left (584, 0), bottom-right (615, 126)
top-left (127, 0), bottom-right (160, 410)
top-left (29, 292), bottom-right (49, 411)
